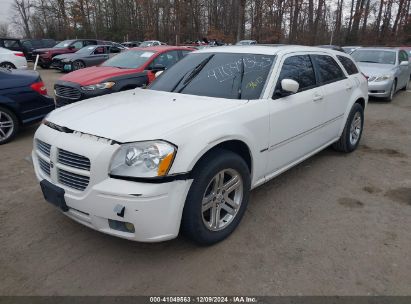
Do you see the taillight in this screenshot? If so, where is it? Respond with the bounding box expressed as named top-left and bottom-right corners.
top-left (14, 52), bottom-right (25, 57)
top-left (31, 82), bottom-right (48, 95)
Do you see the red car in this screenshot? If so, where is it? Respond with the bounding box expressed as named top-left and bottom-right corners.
top-left (54, 46), bottom-right (194, 107)
top-left (33, 39), bottom-right (106, 68)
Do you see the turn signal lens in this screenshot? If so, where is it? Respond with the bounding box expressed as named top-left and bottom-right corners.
top-left (158, 152), bottom-right (175, 176)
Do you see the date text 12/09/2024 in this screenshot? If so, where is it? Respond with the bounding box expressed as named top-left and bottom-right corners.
top-left (149, 296), bottom-right (258, 303)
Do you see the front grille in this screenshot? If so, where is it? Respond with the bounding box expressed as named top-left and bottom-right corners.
top-left (58, 149), bottom-right (90, 171)
top-left (58, 169), bottom-right (90, 191)
top-left (36, 139), bottom-right (51, 157)
top-left (35, 139), bottom-right (91, 192)
top-left (368, 76), bottom-right (376, 82)
top-left (38, 157), bottom-right (51, 176)
top-left (54, 85), bottom-right (81, 100)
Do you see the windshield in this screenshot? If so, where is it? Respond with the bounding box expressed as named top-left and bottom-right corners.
top-left (101, 50), bottom-right (154, 68)
top-left (140, 41), bottom-right (155, 47)
top-left (76, 46), bottom-right (95, 54)
top-left (351, 50), bottom-right (396, 65)
top-left (149, 52), bottom-right (275, 100)
top-left (53, 40), bottom-right (75, 48)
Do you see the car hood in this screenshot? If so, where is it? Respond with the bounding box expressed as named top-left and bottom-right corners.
top-left (59, 66), bottom-right (142, 85)
top-left (53, 53), bottom-right (81, 61)
top-left (356, 62), bottom-right (395, 77)
top-left (47, 88), bottom-right (246, 142)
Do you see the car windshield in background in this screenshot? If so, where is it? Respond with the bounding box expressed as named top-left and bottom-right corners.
top-left (53, 40), bottom-right (75, 48)
top-left (351, 50), bottom-right (396, 65)
top-left (101, 50), bottom-right (154, 68)
top-left (76, 46), bottom-right (95, 54)
top-left (149, 53), bottom-right (275, 100)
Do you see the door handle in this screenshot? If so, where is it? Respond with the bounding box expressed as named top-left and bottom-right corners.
top-left (313, 94), bottom-right (324, 102)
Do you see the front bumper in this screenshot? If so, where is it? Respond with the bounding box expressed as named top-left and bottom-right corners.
top-left (32, 124), bottom-right (192, 242)
top-left (367, 79), bottom-right (393, 98)
top-left (54, 80), bottom-right (113, 107)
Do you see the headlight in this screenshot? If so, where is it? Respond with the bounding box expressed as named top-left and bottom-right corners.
top-left (109, 141), bottom-right (177, 178)
top-left (81, 82), bottom-right (115, 91)
top-left (374, 74), bottom-right (393, 82)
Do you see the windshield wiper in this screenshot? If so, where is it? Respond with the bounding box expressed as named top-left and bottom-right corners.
top-left (359, 60), bottom-right (380, 63)
top-left (237, 58), bottom-right (245, 99)
top-left (175, 54), bottom-right (214, 93)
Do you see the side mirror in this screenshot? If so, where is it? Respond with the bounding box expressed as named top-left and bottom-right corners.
top-left (400, 61), bottom-right (409, 66)
top-left (281, 79), bottom-right (299, 94)
top-left (150, 63), bottom-right (166, 72)
top-left (155, 70), bottom-right (164, 78)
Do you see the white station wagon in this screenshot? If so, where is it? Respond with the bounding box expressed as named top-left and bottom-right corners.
top-left (33, 46), bottom-right (368, 245)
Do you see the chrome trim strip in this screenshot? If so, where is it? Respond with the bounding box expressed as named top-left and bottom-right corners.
top-left (269, 114), bottom-right (344, 151)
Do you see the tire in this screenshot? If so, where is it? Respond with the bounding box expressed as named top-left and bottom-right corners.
top-left (386, 80), bottom-right (396, 102)
top-left (332, 103), bottom-right (364, 153)
top-left (0, 62), bottom-right (16, 69)
top-left (0, 106), bottom-right (19, 145)
top-left (401, 79), bottom-right (409, 91)
top-left (181, 148), bottom-right (251, 245)
top-left (72, 60), bottom-right (85, 71)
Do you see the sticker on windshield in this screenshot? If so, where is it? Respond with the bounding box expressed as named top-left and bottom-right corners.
top-left (141, 52), bottom-right (153, 58)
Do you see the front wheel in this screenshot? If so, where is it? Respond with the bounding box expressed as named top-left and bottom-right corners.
top-left (72, 60), bottom-right (85, 71)
top-left (386, 80), bottom-right (396, 102)
top-left (332, 103), bottom-right (364, 153)
top-left (181, 149), bottom-right (251, 245)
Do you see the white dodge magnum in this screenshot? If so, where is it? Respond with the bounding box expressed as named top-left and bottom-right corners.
top-left (33, 46), bottom-right (368, 245)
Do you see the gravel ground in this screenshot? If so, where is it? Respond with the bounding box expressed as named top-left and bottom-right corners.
top-left (0, 66), bottom-right (410, 296)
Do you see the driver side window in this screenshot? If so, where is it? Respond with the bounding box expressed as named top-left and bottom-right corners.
top-left (150, 51), bottom-right (179, 69)
top-left (275, 55), bottom-right (316, 96)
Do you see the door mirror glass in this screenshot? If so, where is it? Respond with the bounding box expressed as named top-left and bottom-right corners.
top-left (281, 79), bottom-right (299, 93)
top-left (400, 60), bottom-right (409, 66)
top-left (155, 70), bottom-right (164, 77)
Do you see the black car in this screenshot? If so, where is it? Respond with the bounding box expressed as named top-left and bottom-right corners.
top-left (21, 39), bottom-right (57, 60)
top-left (0, 38), bottom-right (57, 60)
top-left (0, 68), bottom-right (55, 144)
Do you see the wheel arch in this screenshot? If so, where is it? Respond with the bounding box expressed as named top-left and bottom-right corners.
top-left (189, 139), bottom-right (253, 179)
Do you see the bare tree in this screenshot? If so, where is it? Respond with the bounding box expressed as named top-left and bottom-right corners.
top-left (12, 0), bottom-right (33, 38)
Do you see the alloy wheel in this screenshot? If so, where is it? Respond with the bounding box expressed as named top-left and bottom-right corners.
top-left (0, 63), bottom-right (15, 70)
top-left (349, 111), bottom-right (362, 146)
top-left (201, 168), bottom-right (244, 231)
top-left (0, 111), bottom-right (14, 142)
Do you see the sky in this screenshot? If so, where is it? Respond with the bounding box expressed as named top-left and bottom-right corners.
top-left (0, 0), bottom-right (14, 25)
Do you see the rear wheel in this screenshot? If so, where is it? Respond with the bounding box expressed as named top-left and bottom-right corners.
top-left (332, 103), bottom-right (364, 153)
top-left (0, 106), bottom-right (19, 145)
top-left (72, 60), bottom-right (85, 71)
top-left (181, 149), bottom-right (251, 245)
top-left (0, 62), bottom-right (16, 69)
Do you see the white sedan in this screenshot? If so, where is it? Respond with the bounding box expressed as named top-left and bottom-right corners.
top-left (32, 46), bottom-right (368, 245)
top-left (0, 47), bottom-right (27, 69)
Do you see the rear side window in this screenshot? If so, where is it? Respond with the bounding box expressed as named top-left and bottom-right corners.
top-left (337, 55), bottom-right (359, 75)
top-left (275, 55), bottom-right (316, 93)
top-left (313, 55), bottom-right (346, 84)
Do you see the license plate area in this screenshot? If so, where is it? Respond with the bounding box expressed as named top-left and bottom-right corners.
top-left (40, 180), bottom-right (68, 212)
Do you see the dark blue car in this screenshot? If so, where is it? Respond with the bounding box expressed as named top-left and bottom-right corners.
top-left (0, 68), bottom-right (55, 144)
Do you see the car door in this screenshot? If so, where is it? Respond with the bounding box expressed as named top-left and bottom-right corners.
top-left (311, 54), bottom-right (351, 139)
top-left (267, 53), bottom-right (328, 176)
top-left (398, 50), bottom-right (410, 88)
top-left (88, 46), bottom-right (109, 66)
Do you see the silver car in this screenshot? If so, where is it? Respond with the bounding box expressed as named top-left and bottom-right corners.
top-left (351, 47), bottom-right (410, 101)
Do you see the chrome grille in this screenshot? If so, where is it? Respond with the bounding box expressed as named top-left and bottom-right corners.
top-left (38, 157), bottom-right (50, 176)
top-left (58, 149), bottom-right (90, 171)
top-left (58, 169), bottom-right (90, 191)
top-left (36, 139), bottom-right (51, 157)
top-left (54, 85), bottom-right (81, 100)
top-left (368, 76), bottom-right (376, 82)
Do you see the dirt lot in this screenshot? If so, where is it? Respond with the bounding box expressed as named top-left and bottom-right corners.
top-left (0, 67), bottom-right (411, 296)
